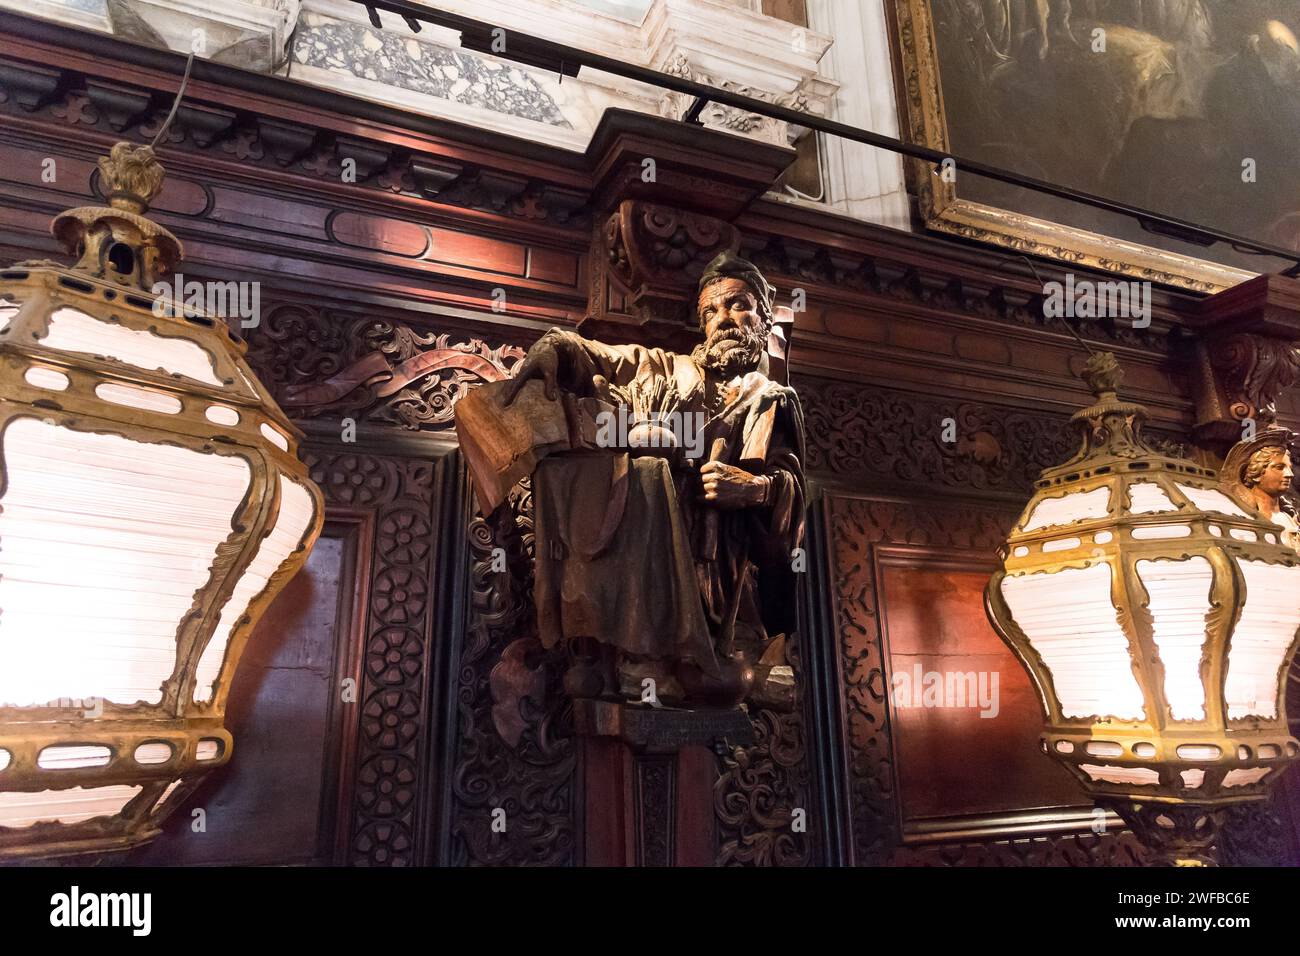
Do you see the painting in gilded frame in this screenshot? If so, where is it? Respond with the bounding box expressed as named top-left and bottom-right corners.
top-left (890, 0), bottom-right (1300, 292)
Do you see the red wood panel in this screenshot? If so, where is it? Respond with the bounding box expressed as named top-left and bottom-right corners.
top-left (427, 226), bottom-right (527, 276)
top-left (526, 246), bottom-right (579, 286)
top-left (152, 177), bottom-right (211, 217)
top-left (581, 738), bottom-right (630, 866)
top-left (330, 212), bottom-right (430, 257)
top-left (675, 745), bottom-right (716, 866)
top-left (208, 185), bottom-right (330, 240)
top-left (0, 143), bottom-right (95, 197)
top-left (879, 555), bottom-right (1084, 823)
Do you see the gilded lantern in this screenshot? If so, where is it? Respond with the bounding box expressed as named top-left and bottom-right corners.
top-left (986, 353), bottom-right (1300, 856)
top-left (0, 143), bottom-right (323, 860)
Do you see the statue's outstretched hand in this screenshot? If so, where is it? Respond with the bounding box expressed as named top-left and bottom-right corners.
top-left (700, 461), bottom-right (769, 509)
top-left (501, 338), bottom-right (561, 406)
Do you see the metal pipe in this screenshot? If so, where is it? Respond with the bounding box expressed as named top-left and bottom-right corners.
top-left (351, 0), bottom-right (1300, 278)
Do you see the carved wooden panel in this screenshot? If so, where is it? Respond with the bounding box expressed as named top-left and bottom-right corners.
top-left (449, 479), bottom-right (577, 866)
top-left (245, 301), bottom-right (526, 431)
top-left (797, 377), bottom-right (1077, 496)
top-left (300, 450), bottom-right (437, 865)
top-left (823, 493), bottom-right (1150, 865)
top-left (714, 700), bottom-right (816, 866)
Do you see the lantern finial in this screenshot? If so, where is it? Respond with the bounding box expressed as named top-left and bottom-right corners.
top-left (1080, 350), bottom-right (1122, 398)
top-left (97, 142), bottom-right (165, 215)
top-left (1059, 352), bottom-right (1164, 470)
top-left (49, 141), bottom-right (181, 291)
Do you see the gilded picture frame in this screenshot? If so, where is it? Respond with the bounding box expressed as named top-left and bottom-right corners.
top-left (889, 0), bottom-right (1261, 293)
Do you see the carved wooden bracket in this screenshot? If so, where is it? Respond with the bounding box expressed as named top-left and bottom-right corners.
top-left (586, 199), bottom-right (740, 344)
top-left (579, 110), bottom-right (793, 349)
top-left (1191, 275), bottom-right (1300, 461)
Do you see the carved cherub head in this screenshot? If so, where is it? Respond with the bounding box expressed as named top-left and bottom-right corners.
top-left (693, 253), bottom-right (775, 378)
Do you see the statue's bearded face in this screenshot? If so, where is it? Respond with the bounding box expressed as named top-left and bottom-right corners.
top-left (695, 277), bottom-right (768, 378)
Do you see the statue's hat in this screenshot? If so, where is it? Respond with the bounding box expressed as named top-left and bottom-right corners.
top-left (698, 252), bottom-right (774, 309)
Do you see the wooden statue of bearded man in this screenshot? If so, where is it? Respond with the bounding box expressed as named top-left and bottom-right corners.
top-left (469, 253), bottom-right (806, 707)
top-left (1221, 427), bottom-right (1300, 553)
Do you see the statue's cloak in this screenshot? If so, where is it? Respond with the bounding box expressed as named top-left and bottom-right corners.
top-left (528, 332), bottom-right (806, 675)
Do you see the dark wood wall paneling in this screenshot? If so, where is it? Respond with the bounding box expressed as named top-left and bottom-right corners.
top-left (2, 11), bottom-right (1297, 866)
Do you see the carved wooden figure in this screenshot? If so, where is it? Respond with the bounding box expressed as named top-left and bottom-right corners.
top-left (456, 253), bottom-right (805, 710)
top-left (1221, 427), bottom-right (1300, 553)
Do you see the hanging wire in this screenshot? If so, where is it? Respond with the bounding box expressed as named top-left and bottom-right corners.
top-left (149, 49), bottom-right (197, 150)
top-left (1004, 252), bottom-right (1099, 357)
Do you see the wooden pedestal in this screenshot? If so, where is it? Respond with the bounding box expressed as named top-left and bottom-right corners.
top-left (574, 700), bottom-right (754, 867)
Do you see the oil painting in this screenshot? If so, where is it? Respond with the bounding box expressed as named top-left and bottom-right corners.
top-left (894, 0), bottom-right (1300, 290)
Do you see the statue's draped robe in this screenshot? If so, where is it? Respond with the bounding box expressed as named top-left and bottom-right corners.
top-left (531, 330), bottom-right (805, 676)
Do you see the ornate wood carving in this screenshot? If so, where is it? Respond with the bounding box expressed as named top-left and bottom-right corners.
top-left (715, 702), bottom-right (815, 866)
top-left (589, 199), bottom-right (740, 340)
top-left (634, 755), bottom-right (676, 867)
top-left (798, 377), bottom-right (1075, 495)
top-left (0, 58), bottom-right (592, 230)
top-left (451, 480), bottom-right (577, 866)
top-left (301, 450), bottom-right (434, 866)
top-left (245, 302), bottom-right (525, 430)
top-left (888, 832), bottom-right (1148, 866)
top-left (1193, 332), bottom-right (1300, 456)
top-left (245, 299), bottom-right (578, 867)
top-left (1190, 273), bottom-right (1300, 460)
top-left (746, 235), bottom-right (1180, 350)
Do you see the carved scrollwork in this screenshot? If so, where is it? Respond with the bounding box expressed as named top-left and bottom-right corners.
top-left (797, 378), bottom-right (1075, 494)
top-left (715, 705), bottom-right (813, 867)
top-left (246, 302), bottom-right (525, 429)
top-left (599, 200), bottom-right (740, 330)
top-left (1199, 333), bottom-right (1300, 427)
top-left (450, 480), bottom-right (577, 866)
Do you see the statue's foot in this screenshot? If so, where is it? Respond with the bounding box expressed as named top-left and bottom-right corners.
top-left (675, 654), bottom-right (754, 709)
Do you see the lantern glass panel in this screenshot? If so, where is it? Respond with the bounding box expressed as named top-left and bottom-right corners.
top-left (1223, 768), bottom-right (1272, 787)
top-left (1000, 562), bottom-right (1147, 720)
top-left (1082, 765), bottom-right (1160, 786)
top-left (1129, 482), bottom-right (1177, 513)
top-left (0, 419), bottom-right (252, 706)
top-left (1023, 486), bottom-right (1111, 530)
top-left (1136, 556), bottom-right (1213, 721)
top-left (38, 307), bottom-right (222, 386)
top-left (1225, 561), bottom-right (1300, 719)
top-left (193, 477), bottom-right (317, 703)
top-left (1174, 483), bottom-right (1250, 518)
top-left (0, 785), bottom-right (143, 828)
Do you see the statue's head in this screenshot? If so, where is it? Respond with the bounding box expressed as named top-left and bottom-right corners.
top-left (1222, 427), bottom-right (1295, 514)
top-left (694, 253), bottom-right (775, 378)
top-left (1244, 446), bottom-right (1293, 498)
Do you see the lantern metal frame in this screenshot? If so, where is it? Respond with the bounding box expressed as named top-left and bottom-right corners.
top-left (986, 353), bottom-right (1300, 861)
top-left (0, 143), bottom-right (323, 860)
